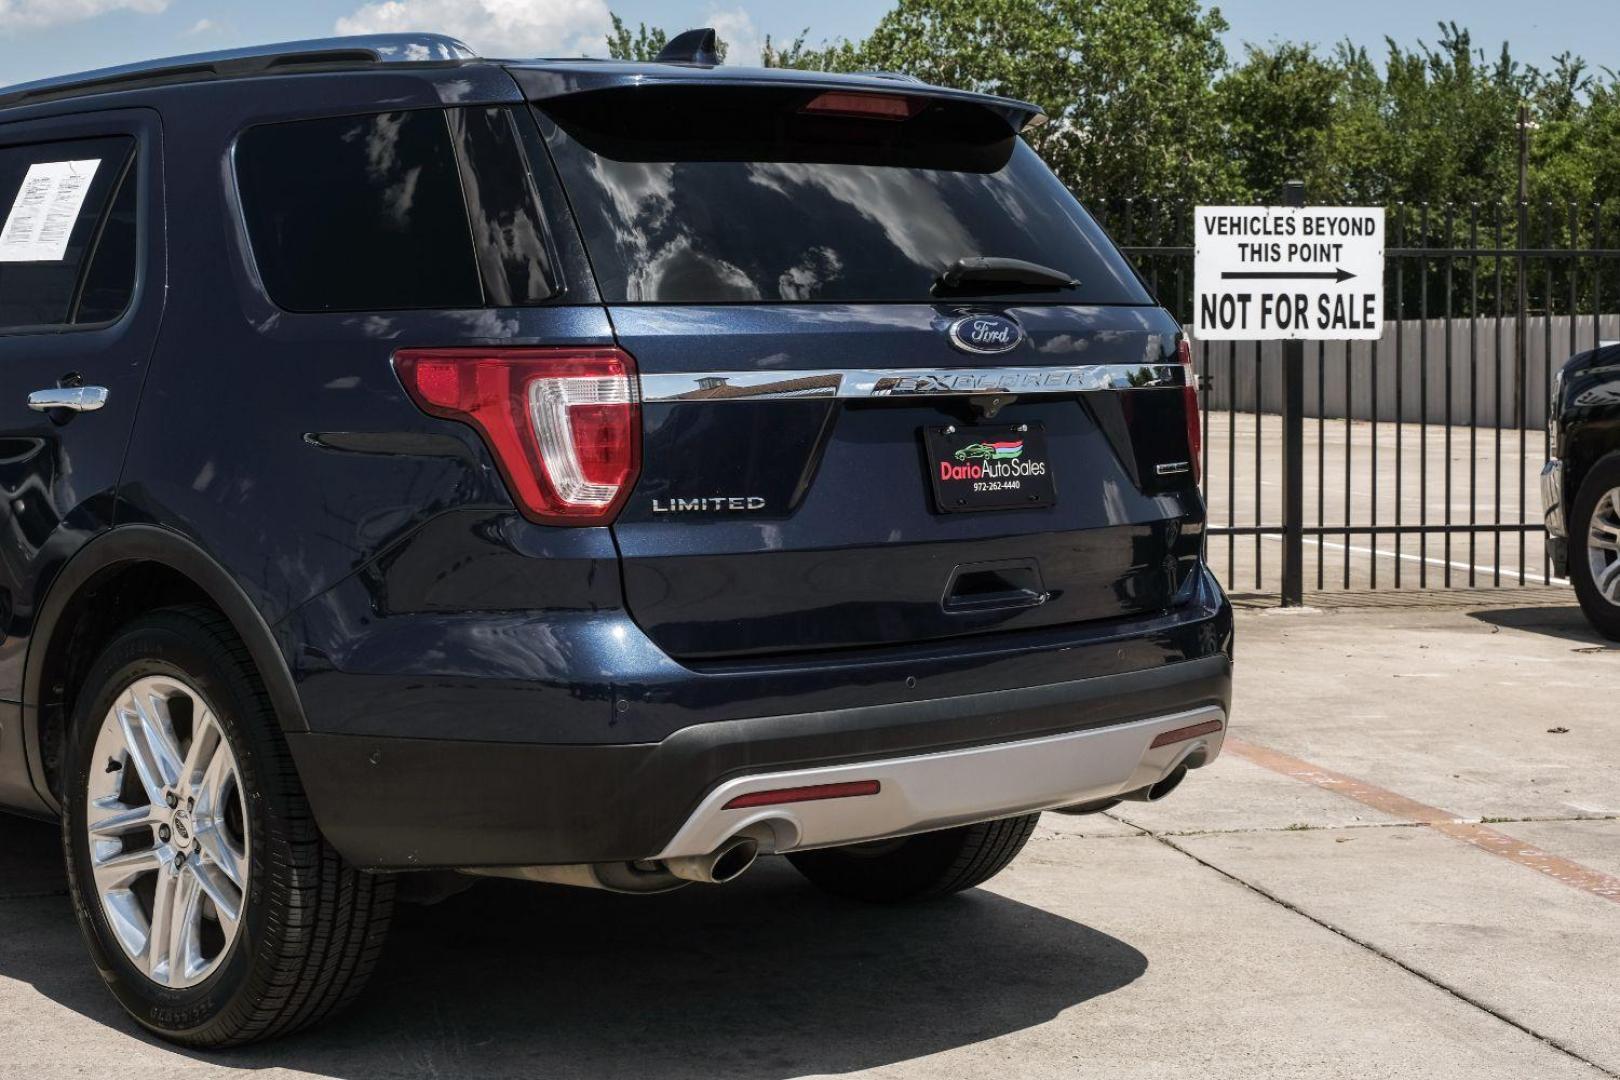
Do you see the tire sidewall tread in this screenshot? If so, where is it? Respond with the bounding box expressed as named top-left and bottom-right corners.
top-left (59, 605), bottom-right (392, 1048)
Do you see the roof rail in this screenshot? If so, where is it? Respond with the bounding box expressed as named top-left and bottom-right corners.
top-left (0, 34), bottom-right (478, 109)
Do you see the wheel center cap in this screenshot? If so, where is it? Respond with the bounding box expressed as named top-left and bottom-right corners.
top-left (171, 808), bottom-right (195, 847)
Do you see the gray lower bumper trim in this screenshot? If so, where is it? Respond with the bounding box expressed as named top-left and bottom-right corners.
top-left (654, 705), bottom-right (1227, 859)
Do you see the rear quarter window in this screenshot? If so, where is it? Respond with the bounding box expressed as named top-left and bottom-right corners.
top-left (235, 109), bottom-right (484, 313)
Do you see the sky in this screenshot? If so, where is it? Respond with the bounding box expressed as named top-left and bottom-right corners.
top-left (0, 0), bottom-right (1611, 89)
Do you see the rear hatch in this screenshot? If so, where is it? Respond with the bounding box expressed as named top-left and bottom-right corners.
top-left (530, 79), bottom-right (1203, 660)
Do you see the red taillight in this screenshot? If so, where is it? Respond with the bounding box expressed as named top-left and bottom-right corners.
top-left (723, 780), bottom-right (882, 810)
top-left (394, 347), bottom-right (640, 526)
top-left (801, 90), bottom-right (921, 121)
top-left (1179, 337), bottom-right (1201, 484)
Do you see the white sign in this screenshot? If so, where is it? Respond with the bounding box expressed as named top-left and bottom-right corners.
top-left (1194, 205), bottom-right (1384, 340)
top-left (0, 158), bottom-right (101, 263)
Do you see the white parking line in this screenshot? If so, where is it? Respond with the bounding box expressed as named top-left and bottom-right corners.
top-left (1262, 533), bottom-right (1569, 586)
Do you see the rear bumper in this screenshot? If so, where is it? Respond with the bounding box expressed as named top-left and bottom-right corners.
top-left (289, 651), bottom-right (1232, 869)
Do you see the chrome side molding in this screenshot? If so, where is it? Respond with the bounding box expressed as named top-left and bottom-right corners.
top-left (639, 364), bottom-right (1187, 403)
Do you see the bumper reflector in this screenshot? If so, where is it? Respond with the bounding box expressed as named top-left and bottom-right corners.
top-left (1149, 717), bottom-right (1225, 749)
top-left (723, 780), bottom-right (881, 810)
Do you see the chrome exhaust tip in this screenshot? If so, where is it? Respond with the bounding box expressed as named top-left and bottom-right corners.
top-left (664, 835), bottom-right (760, 885)
top-left (1120, 763), bottom-right (1189, 803)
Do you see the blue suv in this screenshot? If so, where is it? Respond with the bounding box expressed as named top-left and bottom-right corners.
top-left (0, 30), bottom-right (1232, 1046)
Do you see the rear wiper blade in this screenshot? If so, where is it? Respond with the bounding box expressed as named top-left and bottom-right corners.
top-left (934, 256), bottom-right (1080, 292)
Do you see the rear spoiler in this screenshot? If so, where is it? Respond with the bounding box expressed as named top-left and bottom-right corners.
top-left (507, 64), bottom-right (1047, 133)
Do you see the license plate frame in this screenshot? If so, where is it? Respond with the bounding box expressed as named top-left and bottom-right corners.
top-left (923, 423), bottom-right (1056, 514)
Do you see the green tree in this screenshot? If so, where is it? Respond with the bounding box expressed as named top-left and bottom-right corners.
top-left (781, 0), bottom-right (1236, 205)
top-left (1319, 24), bottom-right (1528, 208)
top-left (608, 6), bottom-right (1620, 233)
top-left (761, 29), bottom-right (859, 71)
top-left (1216, 42), bottom-right (1342, 202)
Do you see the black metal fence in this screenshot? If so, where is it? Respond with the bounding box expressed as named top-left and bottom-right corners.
top-left (1097, 196), bottom-right (1620, 601)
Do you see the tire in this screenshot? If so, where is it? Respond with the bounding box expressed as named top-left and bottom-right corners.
top-left (1568, 455), bottom-right (1620, 641)
top-left (61, 605), bottom-right (394, 1047)
top-left (787, 814), bottom-right (1040, 903)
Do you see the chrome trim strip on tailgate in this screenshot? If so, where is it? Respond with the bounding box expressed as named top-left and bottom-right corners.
top-left (639, 364), bottom-right (1188, 403)
top-left (653, 704), bottom-right (1226, 859)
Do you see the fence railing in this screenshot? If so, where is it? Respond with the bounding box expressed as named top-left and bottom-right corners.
top-left (1095, 196), bottom-right (1620, 600)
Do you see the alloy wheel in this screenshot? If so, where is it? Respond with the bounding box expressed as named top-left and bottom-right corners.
top-left (1587, 486), bottom-right (1620, 607)
top-left (83, 675), bottom-right (249, 989)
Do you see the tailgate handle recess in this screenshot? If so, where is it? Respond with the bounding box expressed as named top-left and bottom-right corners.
top-left (942, 559), bottom-right (1049, 614)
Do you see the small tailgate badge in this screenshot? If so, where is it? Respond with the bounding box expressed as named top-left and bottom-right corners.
top-left (652, 496), bottom-right (767, 514)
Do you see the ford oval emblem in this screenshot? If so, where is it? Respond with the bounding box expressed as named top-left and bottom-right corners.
top-left (947, 313), bottom-right (1024, 355)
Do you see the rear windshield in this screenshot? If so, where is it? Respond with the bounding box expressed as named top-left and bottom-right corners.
top-left (537, 86), bottom-right (1152, 306)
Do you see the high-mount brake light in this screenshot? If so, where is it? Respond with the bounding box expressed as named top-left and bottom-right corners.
top-left (394, 347), bottom-right (640, 526)
top-left (801, 90), bottom-right (921, 121)
top-left (1179, 337), bottom-right (1201, 484)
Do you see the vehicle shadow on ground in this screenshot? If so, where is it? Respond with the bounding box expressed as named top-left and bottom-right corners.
top-left (1467, 605), bottom-right (1620, 647)
top-left (1, 814), bottom-right (1146, 1078)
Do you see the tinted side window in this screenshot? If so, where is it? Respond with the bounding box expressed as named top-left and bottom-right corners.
top-left (73, 156), bottom-right (138, 324)
top-left (0, 136), bottom-right (134, 330)
top-left (236, 110), bottom-right (483, 313)
top-left (448, 107), bottom-right (556, 305)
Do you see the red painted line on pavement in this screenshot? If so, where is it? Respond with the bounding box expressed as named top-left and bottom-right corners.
top-left (1225, 736), bottom-right (1620, 905)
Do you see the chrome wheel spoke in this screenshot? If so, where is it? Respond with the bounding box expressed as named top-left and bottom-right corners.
top-left (86, 798), bottom-right (157, 839)
top-left (114, 703), bottom-right (170, 805)
top-left (191, 723), bottom-right (232, 816)
top-left (145, 864), bottom-right (178, 981)
top-left (168, 868), bottom-right (206, 986)
top-left (91, 845), bottom-right (160, 892)
top-left (194, 821), bottom-right (246, 891)
top-left (149, 865), bottom-right (204, 986)
top-left (180, 706), bottom-right (224, 799)
top-left (189, 856), bottom-right (243, 929)
top-left (130, 687), bottom-right (185, 791)
top-left (1600, 557), bottom-right (1620, 603)
top-left (1590, 504), bottom-right (1620, 546)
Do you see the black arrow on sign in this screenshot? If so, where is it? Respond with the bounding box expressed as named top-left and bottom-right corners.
top-left (1221, 268), bottom-right (1358, 283)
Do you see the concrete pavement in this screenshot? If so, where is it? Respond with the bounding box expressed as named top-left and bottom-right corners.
top-left (1, 591), bottom-right (1617, 1079)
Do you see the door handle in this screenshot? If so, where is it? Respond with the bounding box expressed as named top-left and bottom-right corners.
top-left (28, 386), bottom-right (108, 413)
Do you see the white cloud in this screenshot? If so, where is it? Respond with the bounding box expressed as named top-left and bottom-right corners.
top-left (335, 0), bottom-right (612, 58)
top-left (186, 17), bottom-right (217, 35)
top-left (706, 6), bottom-right (762, 68)
top-left (0, 0), bottom-right (166, 32)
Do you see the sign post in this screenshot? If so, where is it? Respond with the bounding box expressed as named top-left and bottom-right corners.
top-left (1280, 182), bottom-right (1306, 606)
top-left (1193, 193), bottom-right (1386, 605)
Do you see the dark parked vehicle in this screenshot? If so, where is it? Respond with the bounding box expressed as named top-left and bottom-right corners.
top-left (0, 30), bottom-right (1233, 1046)
top-left (1545, 342), bottom-right (1620, 638)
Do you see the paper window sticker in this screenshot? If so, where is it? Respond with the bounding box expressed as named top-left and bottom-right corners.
top-left (0, 158), bottom-right (102, 263)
